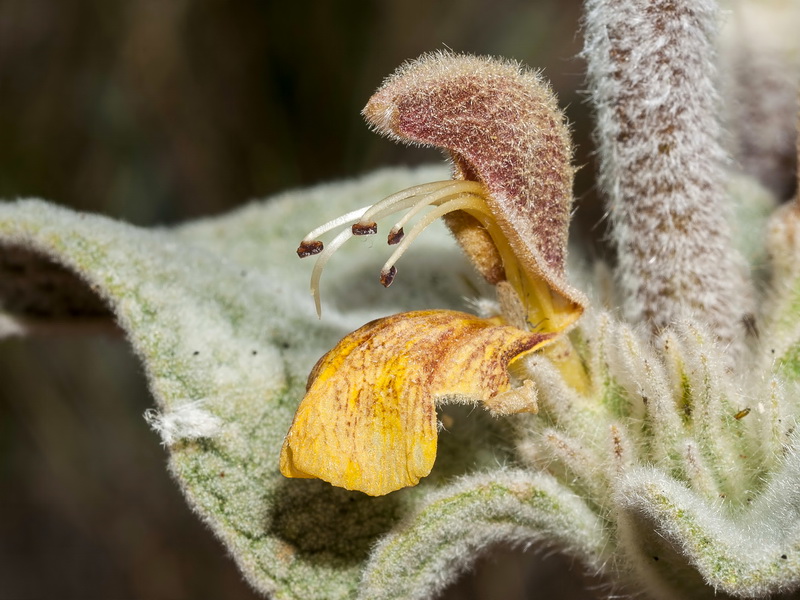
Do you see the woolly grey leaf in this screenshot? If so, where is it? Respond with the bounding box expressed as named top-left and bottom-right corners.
top-left (359, 470), bottom-right (609, 600)
top-left (1, 167), bottom-right (544, 599)
top-left (617, 450), bottom-right (800, 599)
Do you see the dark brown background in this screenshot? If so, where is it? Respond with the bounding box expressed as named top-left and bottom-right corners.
top-left (0, 1), bottom-right (604, 598)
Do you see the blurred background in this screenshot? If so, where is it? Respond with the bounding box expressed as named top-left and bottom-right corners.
top-left (0, 1), bottom-right (604, 598)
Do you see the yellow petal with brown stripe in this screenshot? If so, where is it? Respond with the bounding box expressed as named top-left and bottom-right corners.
top-left (279, 309), bottom-right (553, 496)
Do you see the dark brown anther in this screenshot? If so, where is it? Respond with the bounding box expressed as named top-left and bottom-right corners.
top-left (387, 228), bottom-right (404, 245)
top-left (352, 222), bottom-right (378, 236)
top-left (297, 240), bottom-right (324, 258)
top-left (380, 266), bottom-right (397, 287)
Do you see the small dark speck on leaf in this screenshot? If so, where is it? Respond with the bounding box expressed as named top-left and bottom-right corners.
top-left (782, 554), bottom-right (788, 560)
top-left (193, 351), bottom-right (200, 356)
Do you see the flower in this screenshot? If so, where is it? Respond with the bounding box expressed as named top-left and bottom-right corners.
top-left (279, 52), bottom-right (588, 496)
top-left (3, 0), bottom-right (800, 595)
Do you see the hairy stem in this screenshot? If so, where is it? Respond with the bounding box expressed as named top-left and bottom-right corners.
top-left (583, 0), bottom-right (753, 347)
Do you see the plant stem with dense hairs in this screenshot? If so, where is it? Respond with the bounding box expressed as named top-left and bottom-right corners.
top-left (583, 0), bottom-right (753, 347)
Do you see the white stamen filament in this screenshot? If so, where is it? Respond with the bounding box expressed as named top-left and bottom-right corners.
top-left (302, 206), bottom-right (372, 242)
top-left (380, 193), bottom-right (493, 279)
top-left (310, 227), bottom-right (355, 317)
top-left (304, 179), bottom-right (490, 316)
top-left (356, 181), bottom-right (458, 226)
top-left (388, 181), bottom-right (485, 236)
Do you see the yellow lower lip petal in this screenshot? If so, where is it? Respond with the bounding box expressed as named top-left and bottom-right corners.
top-left (280, 309), bottom-right (553, 496)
